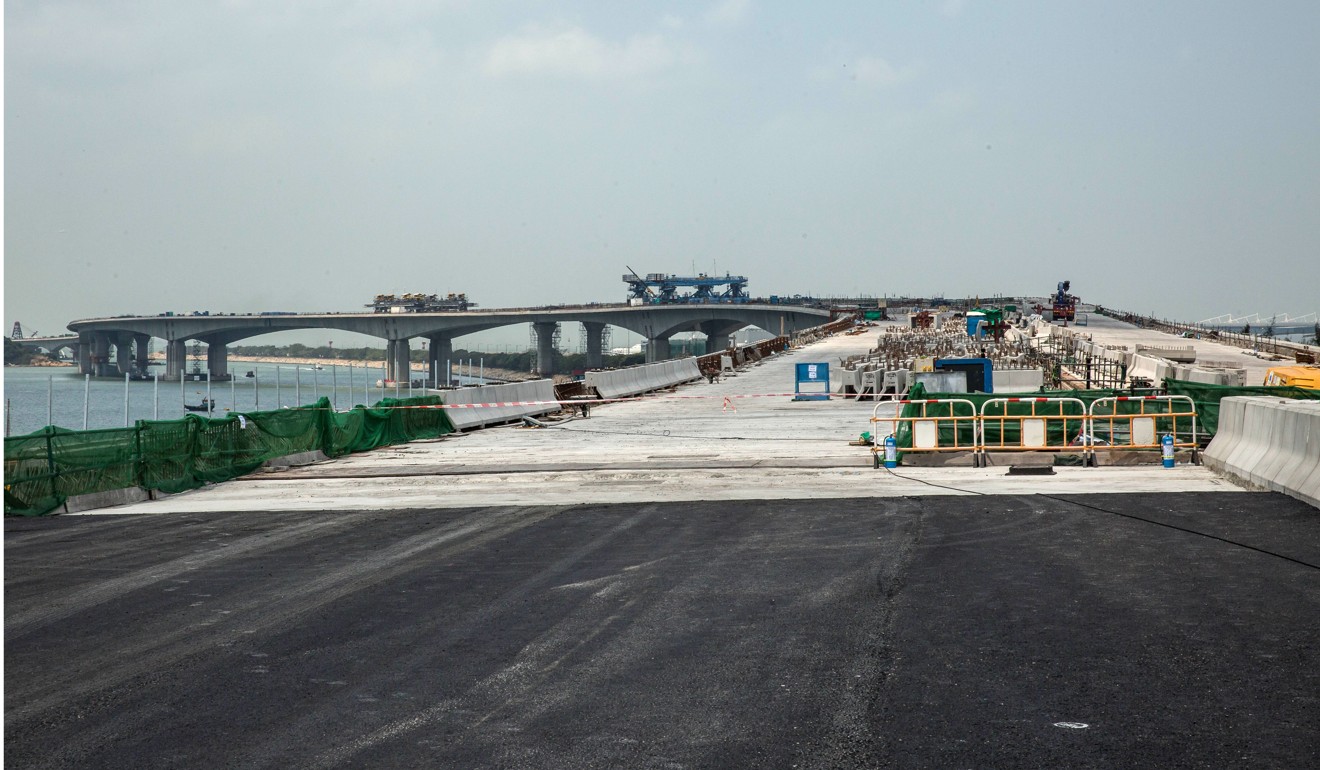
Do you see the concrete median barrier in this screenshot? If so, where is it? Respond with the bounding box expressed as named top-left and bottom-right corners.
top-left (584, 357), bottom-right (704, 399)
top-left (1204, 396), bottom-right (1320, 508)
top-left (441, 379), bottom-right (558, 431)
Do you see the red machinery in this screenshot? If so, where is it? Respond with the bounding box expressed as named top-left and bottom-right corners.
top-left (1051, 281), bottom-right (1077, 322)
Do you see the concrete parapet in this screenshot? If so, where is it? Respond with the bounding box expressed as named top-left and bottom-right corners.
top-left (1129, 353), bottom-right (1175, 384)
top-left (441, 380), bottom-right (558, 431)
top-left (1136, 344), bottom-right (1197, 363)
top-left (992, 368), bottom-right (1044, 393)
top-left (585, 357), bottom-right (703, 399)
top-left (262, 450), bottom-right (329, 470)
top-left (1204, 396), bottom-right (1320, 508)
top-left (1174, 365), bottom-right (1247, 387)
top-left (64, 486), bottom-right (152, 513)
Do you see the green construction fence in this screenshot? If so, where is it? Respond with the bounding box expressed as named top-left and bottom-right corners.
top-left (4, 396), bottom-right (454, 517)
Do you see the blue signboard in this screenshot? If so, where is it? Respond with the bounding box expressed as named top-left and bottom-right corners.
top-left (794, 362), bottom-right (830, 401)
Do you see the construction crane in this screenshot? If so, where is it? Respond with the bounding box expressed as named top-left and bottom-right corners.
top-left (622, 271), bottom-right (750, 305)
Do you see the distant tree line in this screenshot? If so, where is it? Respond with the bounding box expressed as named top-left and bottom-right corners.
top-left (4, 337), bottom-right (57, 366)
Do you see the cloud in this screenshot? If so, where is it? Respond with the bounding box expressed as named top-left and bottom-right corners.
top-left (847, 55), bottom-right (917, 88)
top-left (338, 31), bottom-right (442, 90)
top-left (187, 113), bottom-right (290, 156)
top-left (484, 24), bottom-right (682, 80)
top-left (811, 46), bottom-right (918, 90)
top-left (940, 0), bottom-right (967, 19)
top-left (932, 89), bottom-right (976, 115)
top-left (5, 2), bottom-right (165, 73)
top-left (705, 0), bottom-right (751, 26)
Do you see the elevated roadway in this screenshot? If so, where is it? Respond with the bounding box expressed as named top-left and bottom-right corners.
top-left (8, 334), bottom-right (78, 358)
top-left (65, 303), bottom-right (831, 381)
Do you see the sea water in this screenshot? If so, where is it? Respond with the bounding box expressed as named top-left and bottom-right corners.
top-left (2, 363), bottom-right (487, 437)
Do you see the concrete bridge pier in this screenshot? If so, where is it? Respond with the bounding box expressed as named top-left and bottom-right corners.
top-left (699, 321), bottom-right (742, 354)
top-left (78, 334), bottom-right (94, 375)
top-left (134, 334), bottom-right (150, 376)
top-left (114, 335), bottom-right (135, 375)
top-left (646, 336), bottom-right (672, 363)
top-left (533, 322), bottom-right (557, 377)
top-left (165, 340), bottom-right (187, 381)
top-left (386, 338), bottom-right (411, 384)
top-left (582, 323), bottom-right (606, 370)
top-left (206, 341), bottom-right (228, 380)
top-left (91, 333), bottom-right (113, 377)
top-left (427, 336), bottom-right (453, 386)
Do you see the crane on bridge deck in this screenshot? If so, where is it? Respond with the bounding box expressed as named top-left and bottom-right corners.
top-left (623, 270), bottom-right (750, 305)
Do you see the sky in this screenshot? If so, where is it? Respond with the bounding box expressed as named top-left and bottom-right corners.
top-left (5, 0), bottom-right (1319, 350)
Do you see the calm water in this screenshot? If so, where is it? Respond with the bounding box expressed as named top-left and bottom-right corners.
top-left (3, 362), bottom-right (488, 437)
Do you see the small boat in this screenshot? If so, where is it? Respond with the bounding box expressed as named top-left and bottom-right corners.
top-left (183, 399), bottom-right (215, 412)
top-left (244, 370), bottom-right (255, 378)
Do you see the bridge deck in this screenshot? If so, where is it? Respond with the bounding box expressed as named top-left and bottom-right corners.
top-left (7, 317), bottom-right (1319, 768)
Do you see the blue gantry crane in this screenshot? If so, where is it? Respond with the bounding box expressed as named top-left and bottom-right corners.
top-left (623, 267), bottom-right (750, 304)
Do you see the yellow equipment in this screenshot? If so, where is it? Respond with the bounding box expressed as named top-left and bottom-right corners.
top-left (1263, 366), bottom-right (1320, 389)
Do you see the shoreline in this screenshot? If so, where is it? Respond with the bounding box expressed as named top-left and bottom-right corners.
top-left (220, 355), bottom-right (535, 383)
top-left (7, 356), bottom-right (541, 384)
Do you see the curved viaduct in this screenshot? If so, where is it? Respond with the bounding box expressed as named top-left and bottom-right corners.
top-left (66, 304), bottom-right (832, 381)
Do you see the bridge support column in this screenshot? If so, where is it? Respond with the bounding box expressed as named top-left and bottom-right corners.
top-left (91, 333), bottom-right (113, 377)
top-left (699, 322), bottom-right (741, 354)
top-left (207, 342), bottom-right (228, 380)
top-left (165, 340), bottom-right (186, 381)
top-left (91, 334), bottom-right (111, 376)
top-left (387, 338), bottom-right (411, 384)
top-left (533, 322), bottom-right (557, 377)
top-left (582, 322), bottom-right (605, 371)
top-left (114, 334), bottom-right (134, 375)
top-left (427, 336), bottom-right (453, 387)
top-left (646, 336), bottom-right (671, 363)
top-left (78, 334), bottom-right (94, 375)
top-left (134, 334), bottom-right (151, 376)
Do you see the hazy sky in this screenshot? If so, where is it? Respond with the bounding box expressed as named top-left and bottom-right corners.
top-left (5, 0), bottom-right (1318, 348)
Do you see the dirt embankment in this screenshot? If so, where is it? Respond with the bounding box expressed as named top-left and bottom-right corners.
top-left (6, 358), bottom-right (74, 367)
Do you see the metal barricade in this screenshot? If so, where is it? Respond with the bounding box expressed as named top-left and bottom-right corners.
top-left (1087, 395), bottom-right (1199, 464)
top-left (977, 397), bottom-right (1090, 465)
top-left (871, 398), bottom-right (979, 466)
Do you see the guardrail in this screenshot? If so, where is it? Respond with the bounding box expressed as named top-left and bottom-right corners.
top-left (979, 397), bottom-right (1089, 459)
top-left (869, 394), bottom-right (1200, 468)
top-left (871, 398), bottom-right (980, 466)
top-left (1086, 395), bottom-right (1199, 464)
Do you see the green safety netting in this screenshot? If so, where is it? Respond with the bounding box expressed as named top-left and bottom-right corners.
top-left (4, 396), bottom-right (454, 517)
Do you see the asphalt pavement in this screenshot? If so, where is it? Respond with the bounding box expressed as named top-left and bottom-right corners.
top-left (6, 491), bottom-right (1319, 768)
